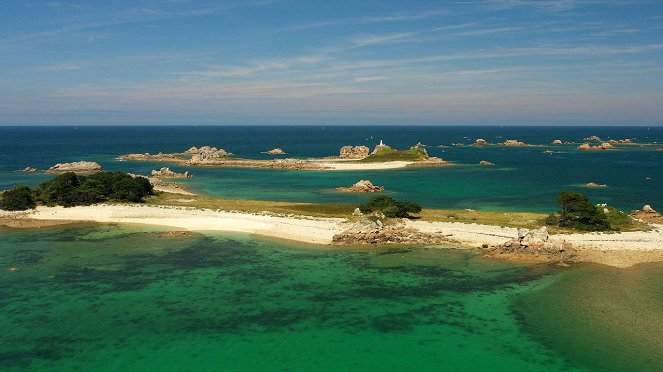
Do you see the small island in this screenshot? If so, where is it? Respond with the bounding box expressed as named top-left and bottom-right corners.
top-left (118, 141), bottom-right (451, 171)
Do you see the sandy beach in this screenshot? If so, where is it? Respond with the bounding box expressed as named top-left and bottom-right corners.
top-left (2, 204), bottom-right (663, 267)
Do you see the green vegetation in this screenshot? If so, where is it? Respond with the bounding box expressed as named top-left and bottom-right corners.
top-left (359, 196), bottom-right (422, 218)
top-left (0, 185), bottom-right (36, 211)
top-left (0, 171), bottom-right (156, 211)
top-left (359, 147), bottom-right (429, 163)
top-left (555, 190), bottom-right (610, 231)
top-left (33, 172), bottom-right (153, 207)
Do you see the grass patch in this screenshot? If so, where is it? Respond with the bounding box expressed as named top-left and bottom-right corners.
top-left (359, 147), bottom-right (429, 163)
top-left (148, 193), bottom-right (654, 232)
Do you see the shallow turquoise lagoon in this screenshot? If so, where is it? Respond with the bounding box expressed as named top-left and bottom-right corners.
top-left (2, 224), bottom-right (663, 371)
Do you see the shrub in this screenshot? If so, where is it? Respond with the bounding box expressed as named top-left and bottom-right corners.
top-left (556, 191), bottom-right (610, 231)
top-left (33, 171), bottom-right (154, 207)
top-left (544, 213), bottom-right (559, 226)
top-left (359, 196), bottom-right (422, 218)
top-left (0, 185), bottom-right (36, 211)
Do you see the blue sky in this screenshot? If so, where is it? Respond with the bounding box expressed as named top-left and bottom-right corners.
top-left (1, 0), bottom-right (662, 125)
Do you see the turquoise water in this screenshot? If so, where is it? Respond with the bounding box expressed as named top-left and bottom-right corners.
top-left (2, 224), bottom-right (663, 371)
top-left (1, 125), bottom-right (662, 212)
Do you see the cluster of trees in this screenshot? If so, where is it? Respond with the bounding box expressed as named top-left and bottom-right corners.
top-left (547, 190), bottom-right (612, 231)
top-left (359, 196), bottom-right (422, 218)
top-left (0, 172), bottom-right (154, 211)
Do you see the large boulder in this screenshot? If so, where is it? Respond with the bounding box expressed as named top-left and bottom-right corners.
top-left (189, 146), bottom-right (232, 163)
top-left (486, 226), bottom-right (577, 262)
top-left (46, 161), bottom-right (102, 174)
top-left (332, 219), bottom-right (456, 246)
top-left (264, 148), bottom-right (286, 155)
top-left (150, 167), bottom-right (190, 178)
top-left (630, 205), bottom-right (663, 224)
top-left (339, 145), bottom-right (370, 159)
top-left (474, 138), bottom-right (488, 147)
top-left (502, 139), bottom-right (528, 146)
top-left (551, 139), bottom-right (563, 145)
top-left (336, 180), bottom-right (384, 193)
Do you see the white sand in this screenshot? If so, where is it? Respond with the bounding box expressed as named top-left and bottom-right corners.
top-left (314, 161), bottom-right (414, 170)
top-left (19, 205), bottom-right (346, 245)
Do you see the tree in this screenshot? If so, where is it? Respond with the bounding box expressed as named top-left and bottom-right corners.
top-left (359, 196), bottom-right (422, 218)
top-left (0, 185), bottom-right (36, 211)
top-left (556, 191), bottom-right (610, 231)
top-left (32, 171), bottom-right (155, 207)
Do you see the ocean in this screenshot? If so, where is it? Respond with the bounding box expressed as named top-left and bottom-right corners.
top-left (1, 125), bottom-right (662, 211)
top-left (2, 125), bottom-right (663, 370)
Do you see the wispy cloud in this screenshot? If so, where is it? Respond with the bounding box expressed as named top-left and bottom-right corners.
top-left (1, 0), bottom-right (279, 45)
top-left (353, 76), bottom-right (390, 83)
top-left (278, 9), bottom-right (446, 32)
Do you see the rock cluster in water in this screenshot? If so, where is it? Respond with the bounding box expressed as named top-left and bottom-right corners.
top-left (20, 167), bottom-right (38, 172)
top-left (583, 135), bottom-right (602, 141)
top-left (474, 138), bottom-right (488, 147)
top-left (485, 226), bottom-right (577, 262)
top-left (585, 182), bottom-right (607, 188)
top-left (608, 139), bottom-right (633, 144)
top-left (578, 142), bottom-right (614, 150)
top-left (264, 148), bottom-right (286, 155)
top-left (335, 180), bottom-right (384, 193)
top-left (332, 219), bottom-right (456, 245)
top-left (46, 161), bottom-right (102, 174)
top-left (339, 145), bottom-right (370, 159)
top-left (551, 139), bottom-right (563, 145)
top-left (150, 167), bottom-right (190, 178)
top-left (479, 160), bottom-right (494, 166)
top-left (501, 139), bottom-right (529, 147)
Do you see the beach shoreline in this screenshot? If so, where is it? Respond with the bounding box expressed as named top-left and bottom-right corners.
top-left (2, 204), bottom-right (662, 268)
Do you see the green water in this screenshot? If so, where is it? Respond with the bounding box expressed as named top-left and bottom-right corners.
top-left (2, 225), bottom-right (663, 371)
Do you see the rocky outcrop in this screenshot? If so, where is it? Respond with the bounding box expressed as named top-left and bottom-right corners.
top-left (608, 139), bottom-right (633, 145)
top-left (339, 145), bottom-right (370, 159)
top-left (501, 139), bottom-right (528, 147)
top-left (484, 227), bottom-right (577, 262)
top-left (474, 138), bottom-right (488, 147)
top-left (479, 160), bottom-right (494, 166)
top-left (585, 182), bottom-right (607, 188)
top-left (150, 167), bottom-right (190, 178)
top-left (188, 146), bottom-right (232, 164)
top-left (46, 161), bottom-right (102, 174)
top-left (578, 142), bottom-right (614, 150)
top-left (551, 139), bottom-right (563, 145)
top-left (413, 142), bottom-right (427, 148)
top-left (336, 180), bottom-right (384, 193)
top-left (630, 205), bottom-right (663, 224)
top-left (352, 208), bottom-right (363, 216)
top-left (332, 219), bottom-right (456, 246)
top-left (184, 146), bottom-right (199, 155)
top-left (583, 135), bottom-right (602, 141)
top-left (20, 167), bottom-right (38, 172)
top-left (264, 148), bottom-right (286, 155)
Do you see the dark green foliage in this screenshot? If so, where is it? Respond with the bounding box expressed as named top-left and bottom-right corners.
top-left (0, 185), bottom-right (36, 211)
top-left (359, 196), bottom-right (422, 218)
top-left (556, 191), bottom-right (610, 231)
top-left (544, 213), bottom-right (559, 226)
top-left (603, 206), bottom-right (634, 231)
top-left (33, 172), bottom-right (154, 207)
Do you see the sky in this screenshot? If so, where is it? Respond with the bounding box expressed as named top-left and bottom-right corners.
top-left (0, 0), bottom-right (662, 125)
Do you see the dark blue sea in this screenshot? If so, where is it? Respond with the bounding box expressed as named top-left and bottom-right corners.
top-left (1, 125), bottom-right (662, 212)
